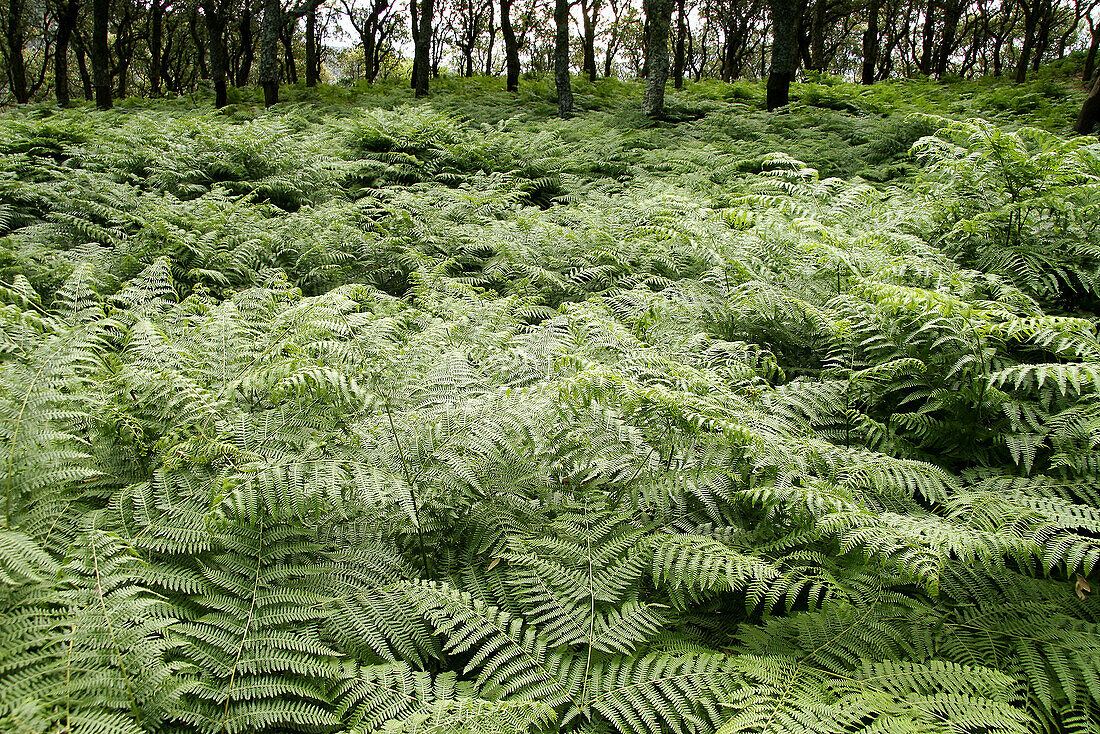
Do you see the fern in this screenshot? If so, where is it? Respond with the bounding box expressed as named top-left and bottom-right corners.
top-left (3, 83), bottom-right (1100, 734)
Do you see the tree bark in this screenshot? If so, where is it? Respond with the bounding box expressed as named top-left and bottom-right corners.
top-left (237, 3), bottom-right (255, 86)
top-left (55, 0), bottom-right (81, 105)
top-left (1085, 24), bottom-right (1099, 83)
top-left (1015, 0), bottom-right (1038, 83)
top-left (1031, 0), bottom-right (1052, 71)
top-left (364, 6), bottom-right (377, 81)
top-left (918, 0), bottom-right (935, 74)
top-left (281, 25), bottom-right (297, 82)
top-left (201, 0), bottom-right (229, 107)
top-left (5, 0), bottom-right (29, 102)
top-left (74, 32), bottom-right (93, 99)
top-left (463, 39), bottom-right (474, 77)
top-left (409, 0), bottom-right (418, 86)
top-left (580, 0), bottom-right (598, 81)
top-left (603, 0), bottom-right (623, 77)
top-left (935, 0), bottom-right (962, 77)
top-left (672, 0), bottom-right (685, 88)
top-left (1076, 68), bottom-right (1100, 134)
top-left (92, 0), bottom-right (111, 108)
top-left (149, 0), bottom-right (163, 95)
top-left (808, 0), bottom-right (827, 70)
top-left (305, 3), bottom-right (318, 85)
top-left (161, 20), bottom-right (177, 91)
top-left (484, 0), bottom-right (495, 75)
top-left (259, 0), bottom-right (280, 105)
top-left (861, 0), bottom-right (879, 83)
top-left (113, 3), bottom-right (136, 98)
top-left (554, 0), bottom-right (573, 116)
top-left (642, 0), bottom-right (674, 117)
top-left (501, 0), bottom-right (519, 90)
top-left (413, 0), bottom-right (432, 94)
top-left (767, 0), bottom-right (799, 110)
top-left (190, 8), bottom-right (208, 78)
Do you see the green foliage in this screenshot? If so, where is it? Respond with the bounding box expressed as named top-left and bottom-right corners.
top-left (914, 117), bottom-right (1100, 310)
top-left (2, 79), bottom-right (1100, 734)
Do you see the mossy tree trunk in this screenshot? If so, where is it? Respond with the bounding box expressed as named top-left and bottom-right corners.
top-left (259, 0), bottom-right (280, 106)
top-left (642, 0), bottom-right (674, 118)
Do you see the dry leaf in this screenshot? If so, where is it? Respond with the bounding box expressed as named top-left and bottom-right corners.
top-left (1075, 573), bottom-right (1091, 601)
top-left (487, 557), bottom-right (502, 571)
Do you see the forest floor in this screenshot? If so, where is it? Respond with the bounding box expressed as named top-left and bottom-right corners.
top-left (2, 65), bottom-right (1100, 734)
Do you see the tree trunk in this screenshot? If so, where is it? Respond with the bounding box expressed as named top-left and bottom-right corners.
top-left (808, 0), bottom-right (827, 71)
top-left (580, 0), bottom-right (598, 81)
top-left (935, 0), bottom-right (962, 77)
top-left (485, 0), bottom-right (495, 75)
top-left (604, 31), bottom-right (616, 76)
top-left (604, 0), bottom-right (622, 78)
top-left (720, 27), bottom-right (734, 81)
top-left (861, 0), bottom-right (879, 83)
top-left (161, 22), bottom-right (177, 91)
top-left (74, 33), bottom-right (94, 99)
top-left (361, 9), bottom-right (376, 81)
top-left (554, 0), bottom-right (573, 116)
top-left (1031, 0), bottom-right (1052, 71)
top-left (1015, 18), bottom-right (1036, 82)
top-left (1085, 25), bottom-right (1099, 83)
top-left (117, 50), bottom-right (129, 98)
top-left (642, 0), bottom-right (673, 117)
top-left (767, 0), bottom-right (799, 110)
top-left (410, 0), bottom-right (419, 88)
top-left (259, 0), bottom-right (280, 105)
top-left (1076, 68), bottom-right (1100, 134)
top-left (150, 0), bottom-right (163, 95)
top-left (281, 25), bottom-right (298, 82)
top-left (55, 0), bottom-right (81, 106)
top-left (202, 1), bottom-right (229, 107)
top-left (918, 0), bottom-right (935, 74)
top-left (1015, 0), bottom-right (1038, 83)
top-left (5, 0), bottom-right (29, 102)
top-left (413, 0), bottom-right (432, 95)
top-left (305, 3), bottom-right (318, 85)
top-left (92, 0), bottom-right (111, 108)
top-left (237, 3), bottom-right (254, 86)
top-left (992, 24), bottom-right (1003, 75)
top-left (672, 0), bottom-right (685, 88)
top-left (501, 0), bottom-right (519, 90)
top-left (190, 8), bottom-right (208, 78)
top-left (113, 5), bottom-right (135, 98)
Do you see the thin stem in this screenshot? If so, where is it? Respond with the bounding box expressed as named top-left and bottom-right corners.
top-left (385, 402), bottom-right (430, 576)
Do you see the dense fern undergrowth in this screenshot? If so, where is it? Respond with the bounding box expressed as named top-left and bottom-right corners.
top-left (3, 76), bottom-right (1100, 734)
